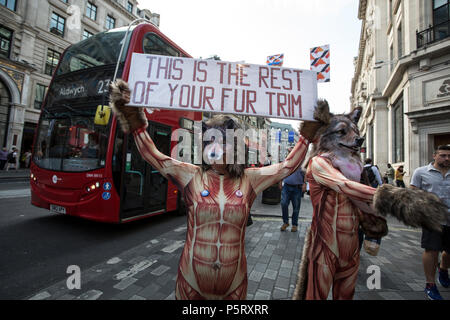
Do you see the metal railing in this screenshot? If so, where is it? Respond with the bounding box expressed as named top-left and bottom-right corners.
top-left (417, 20), bottom-right (450, 48)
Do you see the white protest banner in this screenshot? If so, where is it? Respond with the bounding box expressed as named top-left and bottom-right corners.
top-left (127, 53), bottom-right (318, 121)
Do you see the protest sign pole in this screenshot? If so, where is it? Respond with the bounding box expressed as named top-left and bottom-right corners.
top-left (113, 19), bottom-right (156, 82)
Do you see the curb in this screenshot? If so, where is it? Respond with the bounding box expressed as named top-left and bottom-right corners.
top-left (0, 176), bottom-right (30, 183)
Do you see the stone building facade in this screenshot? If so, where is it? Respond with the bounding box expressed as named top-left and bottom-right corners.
top-left (351, 0), bottom-right (450, 184)
top-left (0, 0), bottom-right (159, 164)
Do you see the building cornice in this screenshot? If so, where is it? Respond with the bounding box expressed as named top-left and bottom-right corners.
top-left (35, 26), bottom-right (71, 50)
top-left (106, 0), bottom-right (137, 20)
top-left (358, 0), bottom-right (367, 20)
top-left (405, 105), bottom-right (450, 120)
top-left (382, 39), bottom-right (450, 97)
top-left (0, 56), bottom-right (36, 72)
top-left (351, 20), bottom-right (366, 94)
top-left (352, 0), bottom-right (368, 95)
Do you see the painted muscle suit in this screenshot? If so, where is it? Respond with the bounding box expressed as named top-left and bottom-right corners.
top-left (293, 101), bottom-right (447, 300)
top-left (110, 79), bottom-right (314, 299)
top-left (134, 127), bottom-right (308, 299)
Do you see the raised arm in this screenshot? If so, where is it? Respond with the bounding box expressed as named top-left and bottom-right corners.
top-left (309, 156), bottom-right (376, 203)
top-left (133, 127), bottom-right (199, 190)
top-left (110, 80), bottom-right (199, 190)
top-left (246, 136), bottom-right (310, 194)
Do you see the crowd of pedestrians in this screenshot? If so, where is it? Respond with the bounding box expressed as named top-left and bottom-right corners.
top-left (0, 147), bottom-right (32, 170)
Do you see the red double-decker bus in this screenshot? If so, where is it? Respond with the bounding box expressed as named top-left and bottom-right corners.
top-left (30, 22), bottom-right (201, 223)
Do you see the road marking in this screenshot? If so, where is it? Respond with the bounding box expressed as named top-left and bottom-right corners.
top-left (161, 240), bottom-right (185, 253)
top-left (77, 289), bottom-right (103, 300)
top-left (174, 226), bottom-right (187, 232)
top-left (28, 291), bottom-right (51, 300)
top-left (151, 265), bottom-right (171, 276)
top-left (0, 188), bottom-right (30, 199)
top-left (107, 257), bottom-right (122, 265)
top-left (114, 259), bottom-right (157, 281)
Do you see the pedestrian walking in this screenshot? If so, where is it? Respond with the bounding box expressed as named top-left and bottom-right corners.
top-left (395, 165), bottom-right (406, 187)
top-left (385, 163), bottom-right (395, 185)
top-left (264, 153), bottom-right (272, 166)
top-left (358, 159), bottom-right (383, 251)
top-left (362, 158), bottom-right (383, 188)
top-left (6, 147), bottom-right (18, 171)
top-left (410, 144), bottom-right (450, 300)
top-left (0, 147), bottom-right (8, 170)
top-left (280, 147), bottom-right (305, 233)
top-left (24, 150), bottom-right (32, 168)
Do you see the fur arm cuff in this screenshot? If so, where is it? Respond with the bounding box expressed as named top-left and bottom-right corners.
top-left (109, 79), bottom-right (147, 134)
top-left (373, 184), bottom-right (447, 232)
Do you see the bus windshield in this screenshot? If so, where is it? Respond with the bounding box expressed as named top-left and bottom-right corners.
top-left (33, 27), bottom-right (136, 172)
top-left (56, 27), bottom-right (133, 76)
top-left (33, 104), bottom-right (110, 172)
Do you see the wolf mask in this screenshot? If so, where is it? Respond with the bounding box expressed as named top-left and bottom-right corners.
top-left (309, 100), bottom-right (365, 182)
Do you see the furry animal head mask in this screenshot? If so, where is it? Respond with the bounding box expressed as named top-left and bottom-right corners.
top-left (201, 114), bottom-right (248, 178)
top-left (313, 100), bottom-right (364, 156)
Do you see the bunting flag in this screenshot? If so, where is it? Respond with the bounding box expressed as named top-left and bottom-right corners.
top-left (267, 53), bottom-right (284, 66)
top-left (310, 45), bottom-right (330, 82)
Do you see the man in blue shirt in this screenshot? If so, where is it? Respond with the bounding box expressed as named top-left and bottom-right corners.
top-left (280, 148), bottom-right (305, 232)
top-left (411, 144), bottom-right (450, 300)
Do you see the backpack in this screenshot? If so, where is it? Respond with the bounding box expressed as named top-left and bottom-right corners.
top-left (363, 165), bottom-right (377, 187)
top-left (7, 152), bottom-right (14, 162)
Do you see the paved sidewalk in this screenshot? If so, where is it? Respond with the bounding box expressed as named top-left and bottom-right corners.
top-left (28, 194), bottom-right (450, 300)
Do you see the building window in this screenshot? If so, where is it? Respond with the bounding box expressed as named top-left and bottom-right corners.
top-left (82, 30), bottom-right (93, 40)
top-left (34, 84), bottom-right (47, 110)
top-left (86, 2), bottom-right (97, 21)
top-left (45, 49), bottom-right (61, 76)
top-left (106, 15), bottom-right (116, 30)
top-left (397, 23), bottom-right (403, 58)
top-left (0, 0), bottom-right (16, 11)
top-left (433, 0), bottom-right (450, 41)
top-left (0, 26), bottom-right (12, 59)
top-left (50, 13), bottom-right (66, 37)
top-left (127, 1), bottom-right (133, 13)
top-left (392, 96), bottom-right (404, 163)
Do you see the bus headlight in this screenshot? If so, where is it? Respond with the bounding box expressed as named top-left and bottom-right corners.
top-left (86, 181), bottom-right (100, 193)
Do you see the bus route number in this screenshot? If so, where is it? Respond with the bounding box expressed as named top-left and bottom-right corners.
top-left (97, 79), bottom-right (112, 95)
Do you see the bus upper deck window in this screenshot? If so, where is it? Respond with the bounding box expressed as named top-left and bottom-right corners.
top-left (143, 33), bottom-right (180, 57)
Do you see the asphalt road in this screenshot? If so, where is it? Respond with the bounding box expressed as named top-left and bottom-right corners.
top-left (0, 182), bottom-right (186, 300)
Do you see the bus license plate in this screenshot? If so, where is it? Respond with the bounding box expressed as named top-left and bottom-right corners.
top-left (50, 204), bottom-right (66, 214)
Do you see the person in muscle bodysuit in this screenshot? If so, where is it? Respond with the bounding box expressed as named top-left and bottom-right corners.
top-left (109, 79), bottom-right (322, 300)
top-left (292, 101), bottom-right (448, 300)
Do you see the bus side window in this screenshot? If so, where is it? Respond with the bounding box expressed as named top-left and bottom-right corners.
top-left (142, 33), bottom-right (180, 57)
